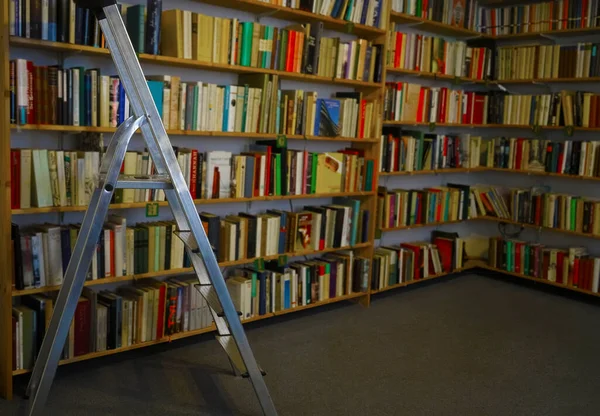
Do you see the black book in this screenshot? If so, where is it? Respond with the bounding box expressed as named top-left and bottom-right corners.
top-left (12, 223), bottom-right (24, 290)
top-left (31, 0), bottom-right (42, 39)
top-left (145, 0), bottom-right (162, 55)
top-left (164, 222), bottom-right (172, 270)
top-left (238, 213), bottom-right (258, 258)
top-left (97, 292), bottom-right (121, 350)
top-left (57, 0), bottom-right (69, 43)
top-left (199, 212), bottom-right (220, 259)
top-left (256, 140), bottom-right (289, 195)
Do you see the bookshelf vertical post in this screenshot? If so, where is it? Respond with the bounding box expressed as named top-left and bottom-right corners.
top-left (0, 0), bottom-right (14, 400)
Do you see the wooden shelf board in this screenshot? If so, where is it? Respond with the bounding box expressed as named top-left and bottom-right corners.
top-left (496, 77), bottom-right (600, 85)
top-left (480, 265), bottom-right (600, 298)
top-left (192, 0), bottom-right (386, 38)
top-left (493, 26), bottom-right (600, 41)
top-left (9, 123), bottom-right (378, 143)
top-left (389, 12), bottom-right (483, 38)
top-left (485, 168), bottom-right (600, 182)
top-left (380, 219), bottom-right (465, 233)
top-left (385, 67), bottom-right (486, 84)
top-left (9, 37), bottom-right (382, 89)
top-left (12, 291), bottom-right (363, 375)
top-left (12, 191), bottom-right (376, 215)
top-left (12, 243), bottom-right (371, 297)
top-left (476, 216), bottom-right (600, 240)
top-left (382, 122), bottom-right (599, 131)
top-left (379, 168), bottom-right (483, 176)
top-left (371, 268), bottom-right (470, 294)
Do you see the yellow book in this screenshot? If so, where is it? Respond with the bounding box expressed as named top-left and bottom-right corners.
top-left (213, 17), bottom-right (222, 63)
top-left (221, 18), bottom-right (231, 65)
top-left (160, 9), bottom-right (183, 58)
top-left (315, 152), bottom-right (344, 194)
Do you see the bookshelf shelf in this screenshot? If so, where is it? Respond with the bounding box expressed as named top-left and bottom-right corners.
top-left (480, 265), bottom-right (600, 298)
top-left (11, 290), bottom-right (367, 376)
top-left (379, 168), bottom-right (483, 176)
top-left (371, 267), bottom-right (469, 294)
top-left (380, 219), bottom-right (465, 233)
top-left (386, 67), bottom-right (487, 84)
top-left (382, 121), bottom-right (600, 132)
top-left (496, 77), bottom-right (600, 85)
top-left (389, 11), bottom-right (483, 38)
top-left (492, 27), bottom-right (600, 41)
top-left (11, 242), bottom-right (372, 297)
top-left (478, 216), bottom-right (600, 241)
top-left (192, 0), bottom-right (387, 38)
top-left (9, 37), bottom-right (382, 89)
top-left (12, 191), bottom-right (376, 215)
top-left (9, 124), bottom-right (380, 143)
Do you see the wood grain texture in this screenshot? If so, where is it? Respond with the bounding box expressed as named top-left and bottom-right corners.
top-left (0, 0), bottom-right (13, 400)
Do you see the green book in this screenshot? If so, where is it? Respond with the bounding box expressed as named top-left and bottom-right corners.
top-left (154, 224), bottom-right (160, 272)
top-left (241, 85), bottom-right (249, 132)
top-left (240, 22), bottom-right (253, 67)
top-left (311, 153), bottom-right (318, 194)
top-left (126, 4), bottom-right (145, 53)
top-left (274, 153), bottom-right (281, 196)
top-left (278, 30), bottom-right (288, 71)
top-left (192, 85), bottom-right (199, 130)
top-left (14, 306), bottom-right (36, 370)
top-left (524, 245), bottom-right (530, 276)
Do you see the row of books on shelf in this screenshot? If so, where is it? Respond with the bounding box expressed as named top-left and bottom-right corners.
top-left (477, 1), bottom-right (600, 35)
top-left (471, 184), bottom-right (600, 236)
top-left (488, 238), bottom-right (600, 293)
top-left (376, 184), bottom-right (471, 229)
top-left (475, 137), bottom-right (600, 178)
top-left (12, 253), bottom-right (370, 371)
top-left (372, 230), bottom-right (466, 290)
top-left (10, 146), bottom-right (375, 209)
top-left (8, 0), bottom-right (386, 51)
top-left (384, 83), bottom-right (600, 128)
top-left (379, 131), bottom-right (468, 173)
top-left (386, 29), bottom-right (492, 80)
top-left (12, 197), bottom-right (369, 290)
top-left (391, 0), bottom-right (479, 30)
top-left (12, 279), bottom-right (211, 370)
top-left (9, 62), bottom-right (381, 140)
top-left (495, 43), bottom-right (600, 81)
top-left (383, 83), bottom-right (489, 124)
top-left (158, 10), bottom-right (383, 82)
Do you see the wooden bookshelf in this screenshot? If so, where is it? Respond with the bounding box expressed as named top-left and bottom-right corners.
top-left (11, 289), bottom-right (366, 376)
top-left (496, 77), bottom-right (600, 85)
top-left (382, 121), bottom-right (600, 132)
top-left (389, 11), bottom-right (483, 38)
top-left (484, 168), bottom-right (600, 183)
top-left (12, 190), bottom-right (376, 215)
top-left (9, 37), bottom-right (382, 90)
top-left (492, 26), bottom-right (600, 41)
top-left (480, 265), bottom-right (600, 298)
top-left (379, 167), bottom-right (483, 177)
top-left (11, 242), bottom-right (372, 297)
top-left (10, 123), bottom-right (380, 143)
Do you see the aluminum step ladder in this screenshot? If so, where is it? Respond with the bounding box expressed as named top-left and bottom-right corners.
top-left (25, 2), bottom-right (277, 415)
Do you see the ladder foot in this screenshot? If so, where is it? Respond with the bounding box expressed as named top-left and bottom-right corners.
top-left (217, 311), bottom-right (243, 318)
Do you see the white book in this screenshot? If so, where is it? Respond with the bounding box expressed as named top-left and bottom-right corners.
top-left (42, 225), bottom-right (63, 286)
top-left (19, 149), bottom-right (32, 209)
top-left (56, 150), bottom-right (67, 206)
top-left (103, 229), bottom-right (111, 277)
top-left (16, 59), bottom-right (28, 124)
top-left (593, 258), bottom-right (600, 293)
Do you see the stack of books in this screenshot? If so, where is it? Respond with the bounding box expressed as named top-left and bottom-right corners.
top-left (10, 147), bottom-right (375, 209)
top-left (488, 238), bottom-right (600, 292)
top-left (383, 82), bottom-right (489, 124)
top-left (387, 29), bottom-right (492, 80)
top-left (477, 1), bottom-right (600, 36)
top-left (495, 43), bottom-right (600, 81)
top-left (379, 131), bottom-right (473, 173)
top-left (470, 185), bottom-right (511, 219)
top-left (227, 251), bottom-right (370, 318)
top-left (391, 0), bottom-right (479, 30)
top-left (12, 278), bottom-right (214, 371)
top-left (376, 184), bottom-right (471, 229)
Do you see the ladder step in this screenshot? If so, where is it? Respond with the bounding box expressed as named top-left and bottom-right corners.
top-left (104, 174), bottom-right (173, 189)
top-left (211, 311), bottom-right (231, 336)
top-left (241, 369), bottom-right (267, 378)
top-left (194, 284), bottom-right (225, 317)
top-left (174, 231), bottom-right (200, 253)
top-left (216, 335), bottom-right (248, 375)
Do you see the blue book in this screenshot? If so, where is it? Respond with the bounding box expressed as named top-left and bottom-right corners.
top-left (283, 276), bottom-right (290, 309)
top-left (117, 81), bottom-right (126, 125)
top-left (244, 156), bottom-right (255, 198)
top-left (314, 99), bottom-right (341, 137)
top-left (258, 271), bottom-right (267, 315)
top-left (374, 0), bottom-right (382, 28)
top-left (145, 0), bottom-right (162, 55)
top-left (147, 80), bottom-right (163, 118)
top-left (222, 85), bottom-right (230, 131)
top-left (360, 0), bottom-right (369, 25)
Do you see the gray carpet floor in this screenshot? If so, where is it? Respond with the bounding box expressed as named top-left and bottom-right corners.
top-left (3, 273), bottom-right (600, 416)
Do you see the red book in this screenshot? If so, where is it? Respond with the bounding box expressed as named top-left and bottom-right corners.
top-left (454, 136), bottom-right (461, 167)
top-left (190, 149), bottom-right (198, 199)
top-left (150, 282), bottom-right (167, 339)
top-left (582, 0), bottom-right (588, 28)
top-left (11, 149), bottom-right (20, 209)
top-left (439, 88), bottom-right (447, 123)
top-left (416, 193), bottom-right (423, 224)
top-left (433, 237), bottom-right (453, 272)
top-left (556, 251), bottom-right (565, 284)
top-left (392, 137), bottom-right (400, 171)
top-left (27, 62), bottom-right (35, 124)
top-left (110, 230), bottom-right (115, 277)
top-left (515, 139), bottom-right (523, 169)
top-left (416, 88), bottom-right (425, 123)
top-left (286, 31), bottom-right (296, 72)
top-left (394, 33), bottom-right (402, 68)
top-left (477, 48), bottom-right (485, 80)
top-left (563, 0), bottom-right (569, 30)
top-left (359, 99), bottom-right (366, 138)
top-left (515, 243), bottom-right (522, 273)
top-left (557, 144), bottom-right (564, 173)
top-left (400, 243), bottom-right (423, 280)
top-left (263, 148), bottom-right (272, 196)
top-left (74, 298), bottom-right (91, 357)
top-left (573, 257), bottom-right (581, 287)
top-left (415, 35), bottom-right (422, 72)
top-left (472, 94), bottom-right (486, 125)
